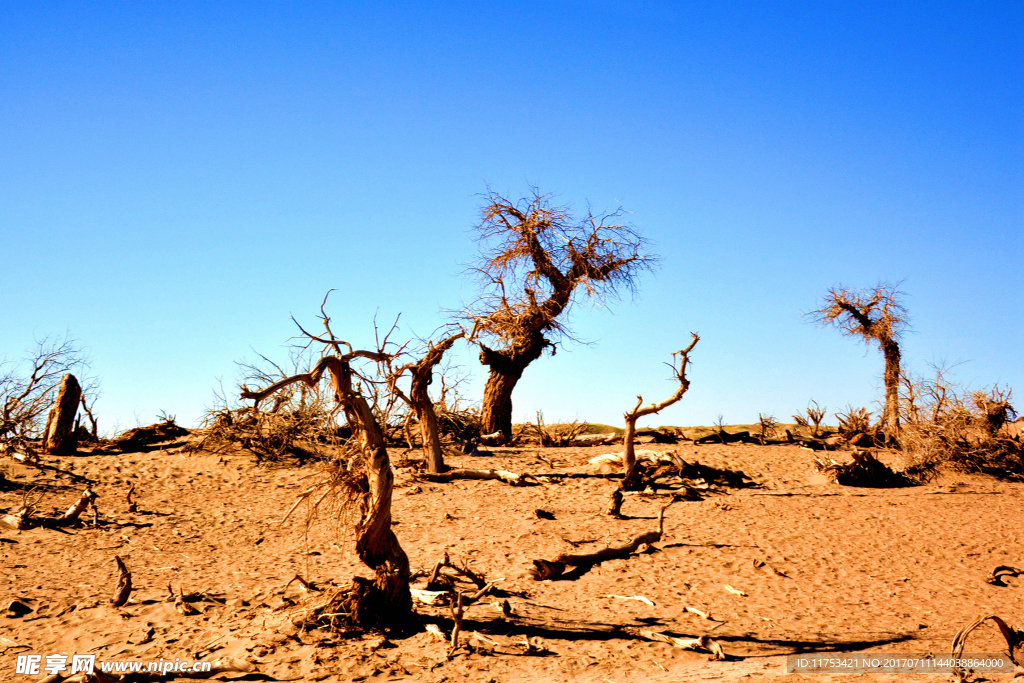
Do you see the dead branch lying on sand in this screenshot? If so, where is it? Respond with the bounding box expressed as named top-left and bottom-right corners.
top-left (1, 487), bottom-right (98, 530)
top-left (416, 468), bottom-right (532, 486)
top-left (622, 627), bottom-right (727, 660)
top-left (950, 614), bottom-right (1023, 681)
top-left (531, 500), bottom-right (675, 580)
top-left (111, 555), bottom-right (132, 607)
top-left (986, 565), bottom-right (1024, 587)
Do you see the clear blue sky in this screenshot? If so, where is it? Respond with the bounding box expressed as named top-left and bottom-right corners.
top-left (1, 2), bottom-right (1020, 434)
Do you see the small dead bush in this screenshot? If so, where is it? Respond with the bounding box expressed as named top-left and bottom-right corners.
top-left (815, 450), bottom-right (916, 487)
top-left (836, 405), bottom-right (874, 439)
top-left (793, 400), bottom-right (828, 437)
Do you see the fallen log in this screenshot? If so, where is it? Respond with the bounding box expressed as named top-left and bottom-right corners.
top-left (417, 468), bottom-right (530, 486)
top-left (530, 500), bottom-right (675, 580)
top-left (623, 627), bottom-right (727, 660)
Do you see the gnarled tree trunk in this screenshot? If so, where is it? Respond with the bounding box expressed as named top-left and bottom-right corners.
top-left (405, 334), bottom-right (462, 473)
top-left (43, 373), bottom-right (82, 455)
top-left (479, 334), bottom-right (548, 439)
top-left (242, 352), bottom-right (411, 631)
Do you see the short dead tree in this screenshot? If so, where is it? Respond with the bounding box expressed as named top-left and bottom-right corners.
top-left (462, 189), bottom-right (655, 440)
top-left (610, 334), bottom-right (699, 514)
top-left (389, 331), bottom-right (465, 473)
top-left (240, 315), bottom-right (412, 632)
top-left (810, 283), bottom-right (907, 442)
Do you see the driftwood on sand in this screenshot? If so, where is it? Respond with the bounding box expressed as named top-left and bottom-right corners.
top-left (530, 500), bottom-right (676, 580)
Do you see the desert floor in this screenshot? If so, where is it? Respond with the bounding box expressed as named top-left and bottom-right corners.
top-left (2, 440), bottom-right (1023, 682)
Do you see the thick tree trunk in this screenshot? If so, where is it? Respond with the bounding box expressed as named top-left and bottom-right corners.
top-left (480, 369), bottom-right (522, 439)
top-left (417, 408), bottom-right (444, 474)
top-left (478, 335), bottom-right (547, 440)
top-left (43, 374), bottom-right (82, 455)
top-left (881, 338), bottom-right (901, 441)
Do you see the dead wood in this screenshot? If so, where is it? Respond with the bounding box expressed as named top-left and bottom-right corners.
top-left (389, 332), bottom-right (465, 474)
top-left (416, 468), bottom-right (530, 485)
top-left (113, 419), bottom-right (191, 453)
top-left (986, 565), bottom-right (1024, 586)
top-left (622, 627), bottom-right (728, 660)
top-left (42, 373), bottom-right (82, 455)
top-left (448, 591), bottom-right (465, 659)
top-left (813, 451), bottom-right (915, 487)
top-left (111, 555), bottom-right (132, 606)
top-left (125, 483), bottom-right (136, 512)
top-left (57, 487), bottom-right (97, 524)
top-left (950, 614), bottom-right (1023, 681)
top-left (621, 335), bottom-right (699, 489)
top-left (242, 317), bottom-right (413, 632)
top-left (531, 500), bottom-right (675, 580)
top-left (606, 487), bottom-right (623, 517)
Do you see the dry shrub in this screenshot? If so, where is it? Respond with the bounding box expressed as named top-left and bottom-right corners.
top-left (815, 451), bottom-right (916, 487)
top-left (517, 410), bottom-right (589, 447)
top-left (757, 413), bottom-right (779, 443)
top-left (900, 367), bottom-right (1021, 480)
top-left (793, 400), bottom-right (827, 437)
top-left (836, 405), bottom-right (874, 439)
top-left (188, 367), bottom-right (346, 464)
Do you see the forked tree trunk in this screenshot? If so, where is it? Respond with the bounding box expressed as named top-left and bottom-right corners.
top-left (43, 374), bottom-right (82, 455)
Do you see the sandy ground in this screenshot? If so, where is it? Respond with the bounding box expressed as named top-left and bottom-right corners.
top-left (2, 441), bottom-right (1023, 682)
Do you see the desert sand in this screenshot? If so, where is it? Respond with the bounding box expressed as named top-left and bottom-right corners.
top-left (3, 440), bottom-right (1023, 682)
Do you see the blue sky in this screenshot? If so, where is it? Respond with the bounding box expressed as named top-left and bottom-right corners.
top-left (1, 2), bottom-right (1020, 433)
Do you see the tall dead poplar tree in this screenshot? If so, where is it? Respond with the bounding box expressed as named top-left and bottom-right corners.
top-left (811, 283), bottom-right (907, 441)
top-left (240, 316), bottom-right (411, 630)
top-left (466, 189), bottom-right (653, 439)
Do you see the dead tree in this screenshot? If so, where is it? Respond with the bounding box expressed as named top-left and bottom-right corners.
top-left (619, 335), bottom-right (699, 495)
top-left (1, 335), bottom-right (91, 451)
top-left (42, 374), bottom-right (82, 454)
top-left (390, 332), bottom-right (464, 473)
top-left (241, 317), bottom-right (412, 630)
top-left (810, 283), bottom-right (907, 442)
top-left (464, 189), bottom-right (654, 439)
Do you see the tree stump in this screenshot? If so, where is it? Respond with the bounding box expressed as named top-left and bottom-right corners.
top-left (43, 374), bottom-right (82, 455)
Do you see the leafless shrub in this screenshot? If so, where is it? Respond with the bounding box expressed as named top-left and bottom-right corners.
top-left (793, 400), bottom-right (827, 437)
top-left (519, 411), bottom-right (590, 447)
top-left (814, 450), bottom-right (916, 487)
top-left (836, 405), bottom-right (874, 438)
top-left (757, 413), bottom-right (779, 443)
top-left (187, 350), bottom-right (347, 464)
top-left (900, 366), bottom-right (1021, 480)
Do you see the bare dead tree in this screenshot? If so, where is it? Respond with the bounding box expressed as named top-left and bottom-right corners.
top-left (1, 335), bottom-right (93, 455)
top-left (619, 335), bottom-right (699, 494)
top-left (390, 331), bottom-right (465, 473)
top-left (240, 310), bottom-right (412, 630)
top-left (810, 283), bottom-right (907, 441)
top-left (463, 189), bottom-right (655, 439)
